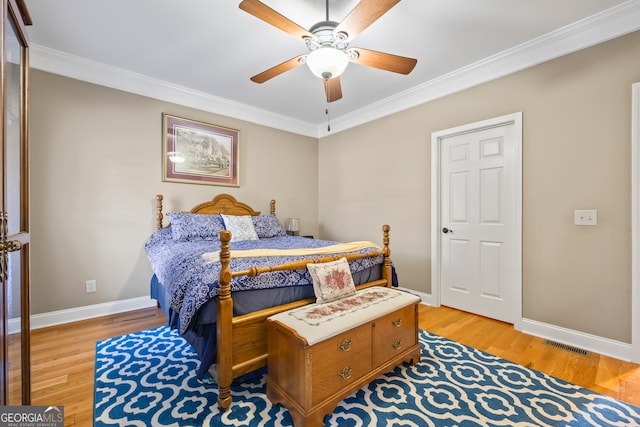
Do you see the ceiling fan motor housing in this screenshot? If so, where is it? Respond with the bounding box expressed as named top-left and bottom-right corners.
top-left (305, 21), bottom-right (349, 52)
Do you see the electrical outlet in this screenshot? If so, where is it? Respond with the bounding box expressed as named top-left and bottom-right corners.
top-left (574, 210), bottom-right (597, 226)
top-left (85, 279), bottom-right (97, 293)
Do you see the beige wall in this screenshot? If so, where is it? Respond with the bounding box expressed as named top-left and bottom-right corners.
top-left (29, 30), bottom-right (640, 344)
top-left (30, 71), bottom-right (318, 315)
top-left (319, 30), bottom-right (640, 343)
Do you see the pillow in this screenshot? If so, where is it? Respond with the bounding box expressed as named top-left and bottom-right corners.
top-left (221, 214), bottom-right (259, 242)
top-left (170, 212), bottom-right (225, 242)
top-left (307, 257), bottom-right (356, 304)
top-left (252, 215), bottom-right (286, 238)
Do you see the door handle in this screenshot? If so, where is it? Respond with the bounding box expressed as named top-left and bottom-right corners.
top-left (0, 240), bottom-right (22, 252)
top-left (442, 227), bottom-right (454, 234)
top-left (0, 212), bottom-right (22, 252)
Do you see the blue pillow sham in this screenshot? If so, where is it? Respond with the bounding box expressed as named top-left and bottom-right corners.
top-left (170, 212), bottom-right (225, 242)
top-left (252, 215), bottom-right (286, 238)
top-left (170, 212), bottom-right (286, 241)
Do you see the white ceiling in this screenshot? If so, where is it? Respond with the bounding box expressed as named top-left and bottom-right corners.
top-left (24, 0), bottom-right (640, 137)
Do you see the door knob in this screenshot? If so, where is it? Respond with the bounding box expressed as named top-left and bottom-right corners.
top-left (0, 240), bottom-right (22, 252)
top-left (442, 227), bottom-right (453, 234)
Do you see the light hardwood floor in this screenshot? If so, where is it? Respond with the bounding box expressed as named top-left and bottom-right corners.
top-left (420, 305), bottom-right (640, 407)
top-left (29, 305), bottom-right (640, 426)
top-left (30, 307), bottom-right (167, 426)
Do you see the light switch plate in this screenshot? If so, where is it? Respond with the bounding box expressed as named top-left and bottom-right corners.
top-left (574, 210), bottom-right (597, 226)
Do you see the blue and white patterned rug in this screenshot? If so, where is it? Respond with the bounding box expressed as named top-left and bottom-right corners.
top-left (94, 326), bottom-right (640, 426)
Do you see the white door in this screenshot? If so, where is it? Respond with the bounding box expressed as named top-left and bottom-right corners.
top-left (433, 113), bottom-right (521, 324)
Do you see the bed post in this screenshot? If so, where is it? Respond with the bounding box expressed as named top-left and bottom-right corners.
top-left (270, 199), bottom-right (276, 216)
top-left (156, 195), bottom-right (164, 230)
top-left (382, 224), bottom-right (392, 287)
top-left (216, 230), bottom-right (233, 411)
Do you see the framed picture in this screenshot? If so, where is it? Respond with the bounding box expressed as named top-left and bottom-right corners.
top-left (162, 114), bottom-right (240, 187)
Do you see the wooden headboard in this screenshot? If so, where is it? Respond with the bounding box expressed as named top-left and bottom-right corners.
top-left (155, 194), bottom-right (276, 230)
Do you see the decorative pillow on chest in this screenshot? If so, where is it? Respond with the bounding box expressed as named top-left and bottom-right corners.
top-left (307, 257), bottom-right (356, 304)
top-left (221, 214), bottom-right (259, 242)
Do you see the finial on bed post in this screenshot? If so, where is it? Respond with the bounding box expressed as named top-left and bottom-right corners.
top-left (382, 224), bottom-right (392, 288)
top-left (156, 195), bottom-right (164, 230)
top-left (217, 229), bottom-right (233, 411)
top-left (270, 199), bottom-right (276, 216)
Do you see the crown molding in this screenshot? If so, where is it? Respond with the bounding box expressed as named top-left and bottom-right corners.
top-left (319, 0), bottom-right (640, 136)
top-left (30, 1), bottom-right (640, 139)
top-left (30, 45), bottom-right (319, 138)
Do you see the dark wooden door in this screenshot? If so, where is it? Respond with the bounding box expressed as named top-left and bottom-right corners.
top-left (0, 0), bottom-right (31, 405)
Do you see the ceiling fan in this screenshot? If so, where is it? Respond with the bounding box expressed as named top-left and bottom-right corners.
top-left (239, 0), bottom-right (417, 103)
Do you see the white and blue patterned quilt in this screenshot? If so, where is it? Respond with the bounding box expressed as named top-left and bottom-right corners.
top-left (145, 228), bottom-right (383, 333)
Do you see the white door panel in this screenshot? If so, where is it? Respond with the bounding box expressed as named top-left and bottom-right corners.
top-left (449, 238), bottom-right (470, 292)
top-left (438, 119), bottom-right (519, 323)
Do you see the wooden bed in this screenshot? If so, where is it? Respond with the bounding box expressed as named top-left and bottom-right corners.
top-left (153, 193), bottom-right (393, 411)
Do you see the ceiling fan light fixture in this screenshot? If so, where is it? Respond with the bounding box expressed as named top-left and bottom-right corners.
top-left (306, 47), bottom-right (348, 80)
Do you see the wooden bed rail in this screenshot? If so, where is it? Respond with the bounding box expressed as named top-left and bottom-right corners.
top-left (220, 225), bottom-right (392, 283)
top-left (231, 249), bottom-right (388, 279)
top-left (214, 224), bottom-right (393, 411)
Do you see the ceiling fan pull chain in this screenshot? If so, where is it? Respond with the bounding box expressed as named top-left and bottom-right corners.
top-left (325, 105), bottom-right (331, 132)
top-left (325, 75), bottom-right (332, 131)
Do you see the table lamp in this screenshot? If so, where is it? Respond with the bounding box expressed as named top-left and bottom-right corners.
top-left (285, 218), bottom-right (300, 236)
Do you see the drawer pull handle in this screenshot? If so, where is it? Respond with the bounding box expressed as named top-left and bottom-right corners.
top-left (338, 366), bottom-right (352, 380)
top-left (392, 338), bottom-right (402, 350)
top-left (392, 317), bottom-right (402, 327)
top-left (338, 338), bottom-right (352, 352)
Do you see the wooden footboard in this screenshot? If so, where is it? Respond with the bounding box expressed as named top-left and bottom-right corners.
top-left (213, 225), bottom-right (393, 411)
top-left (152, 193), bottom-right (392, 412)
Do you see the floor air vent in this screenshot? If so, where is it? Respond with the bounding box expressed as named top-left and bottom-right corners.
top-left (542, 339), bottom-right (591, 357)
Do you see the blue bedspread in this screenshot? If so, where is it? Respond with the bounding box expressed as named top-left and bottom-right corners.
top-left (145, 228), bottom-right (384, 334)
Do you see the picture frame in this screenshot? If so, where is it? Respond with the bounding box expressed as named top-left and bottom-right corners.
top-left (162, 114), bottom-right (240, 187)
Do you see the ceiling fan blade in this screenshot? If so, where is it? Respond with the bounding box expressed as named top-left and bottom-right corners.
top-left (323, 77), bottom-right (343, 102)
top-left (239, 0), bottom-right (313, 40)
top-left (350, 47), bottom-right (417, 75)
top-left (335, 0), bottom-right (401, 41)
top-left (250, 55), bottom-right (306, 83)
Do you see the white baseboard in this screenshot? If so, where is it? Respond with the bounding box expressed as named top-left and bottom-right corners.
top-left (11, 296), bottom-right (159, 333)
top-left (520, 317), bottom-right (632, 362)
top-left (397, 287), bottom-right (433, 306)
top-left (398, 289), bottom-right (632, 361)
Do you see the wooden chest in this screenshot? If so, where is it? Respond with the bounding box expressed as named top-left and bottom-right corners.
top-left (266, 287), bottom-right (421, 427)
